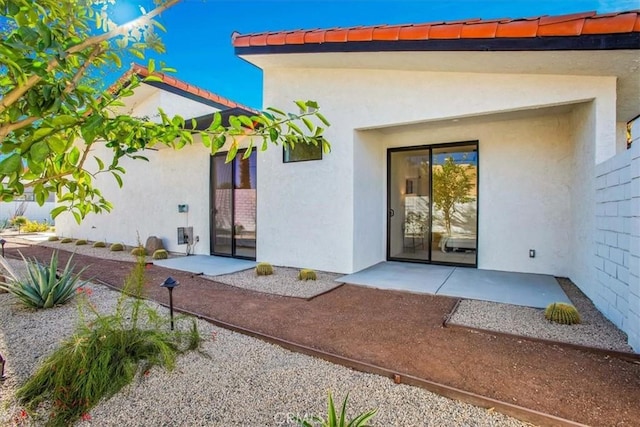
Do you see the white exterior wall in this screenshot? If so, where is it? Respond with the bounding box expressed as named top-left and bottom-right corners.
top-left (593, 142), bottom-right (640, 351)
top-left (260, 67), bottom-right (616, 273)
top-left (376, 113), bottom-right (573, 276)
top-left (56, 140), bottom-right (213, 254)
top-left (56, 84), bottom-right (219, 252)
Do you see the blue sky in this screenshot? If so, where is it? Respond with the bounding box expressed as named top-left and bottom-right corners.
top-left (118, 0), bottom-right (639, 108)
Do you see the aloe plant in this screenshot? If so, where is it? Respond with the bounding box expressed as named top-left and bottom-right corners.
top-left (0, 251), bottom-right (88, 309)
top-left (296, 391), bottom-right (377, 427)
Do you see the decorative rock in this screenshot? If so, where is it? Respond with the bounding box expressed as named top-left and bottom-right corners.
top-left (145, 236), bottom-right (165, 255)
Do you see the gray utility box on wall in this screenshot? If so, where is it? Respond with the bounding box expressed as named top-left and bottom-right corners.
top-left (177, 227), bottom-right (194, 245)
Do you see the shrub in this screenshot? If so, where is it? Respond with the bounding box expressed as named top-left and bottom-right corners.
top-left (130, 246), bottom-right (147, 256)
top-left (47, 236), bottom-right (59, 241)
top-left (92, 241), bottom-right (106, 248)
top-left (16, 256), bottom-right (202, 426)
top-left (60, 238), bottom-right (73, 243)
top-left (10, 215), bottom-right (27, 227)
top-left (110, 243), bottom-right (124, 252)
top-left (295, 391), bottom-right (377, 427)
top-left (0, 251), bottom-right (87, 309)
top-left (153, 249), bottom-right (168, 260)
top-left (298, 269), bottom-right (317, 281)
top-left (75, 239), bottom-right (87, 246)
top-left (256, 262), bottom-right (274, 276)
top-left (22, 220), bottom-right (50, 233)
top-left (545, 302), bottom-right (581, 325)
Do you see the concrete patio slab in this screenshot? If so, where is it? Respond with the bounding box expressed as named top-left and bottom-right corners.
top-left (338, 262), bottom-right (455, 294)
top-left (338, 262), bottom-right (571, 308)
top-left (439, 268), bottom-right (572, 308)
top-left (153, 255), bottom-right (256, 276)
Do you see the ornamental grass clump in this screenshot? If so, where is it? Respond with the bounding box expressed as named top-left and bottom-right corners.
top-left (16, 256), bottom-right (203, 426)
top-left (256, 262), bottom-right (274, 276)
top-left (298, 269), bottom-right (317, 281)
top-left (545, 302), bottom-right (581, 325)
top-left (0, 251), bottom-right (87, 309)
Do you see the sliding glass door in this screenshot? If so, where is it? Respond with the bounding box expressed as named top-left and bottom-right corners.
top-left (210, 151), bottom-right (257, 259)
top-left (387, 142), bottom-right (478, 266)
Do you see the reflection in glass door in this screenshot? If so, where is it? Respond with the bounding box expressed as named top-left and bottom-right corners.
top-left (387, 142), bottom-right (478, 266)
top-left (389, 149), bottom-right (430, 261)
top-left (211, 151), bottom-right (257, 259)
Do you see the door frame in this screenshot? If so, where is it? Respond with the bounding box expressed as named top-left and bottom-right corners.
top-left (386, 140), bottom-right (479, 267)
top-left (209, 150), bottom-right (257, 260)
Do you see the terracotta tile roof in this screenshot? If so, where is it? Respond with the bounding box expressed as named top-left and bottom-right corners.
top-left (232, 10), bottom-right (640, 48)
top-left (111, 64), bottom-right (256, 113)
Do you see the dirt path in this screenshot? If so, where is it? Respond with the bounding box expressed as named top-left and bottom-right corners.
top-left (7, 242), bottom-right (640, 426)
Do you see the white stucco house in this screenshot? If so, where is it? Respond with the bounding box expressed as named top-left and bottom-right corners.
top-left (58, 10), bottom-right (639, 350)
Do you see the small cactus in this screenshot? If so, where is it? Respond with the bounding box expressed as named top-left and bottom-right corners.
top-left (298, 269), bottom-right (317, 281)
top-left (60, 238), bottom-right (73, 244)
top-left (75, 239), bottom-right (87, 246)
top-left (92, 241), bottom-right (106, 248)
top-left (110, 243), bottom-right (124, 252)
top-left (256, 262), bottom-right (274, 276)
top-left (545, 303), bottom-right (581, 325)
top-left (47, 236), bottom-right (59, 241)
top-left (130, 246), bottom-right (147, 256)
top-left (152, 249), bottom-right (168, 260)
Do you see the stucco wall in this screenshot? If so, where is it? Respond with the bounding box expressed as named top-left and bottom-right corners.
top-left (56, 140), bottom-right (213, 254)
top-left (261, 67), bottom-right (616, 273)
top-left (593, 142), bottom-right (640, 351)
top-left (375, 112), bottom-right (573, 276)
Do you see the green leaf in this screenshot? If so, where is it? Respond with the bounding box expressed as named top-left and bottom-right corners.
top-left (0, 153), bottom-right (22, 175)
top-left (48, 136), bottom-right (67, 155)
top-left (50, 206), bottom-right (67, 219)
top-left (316, 112), bottom-right (330, 126)
top-left (30, 141), bottom-right (50, 162)
top-left (94, 156), bottom-right (105, 170)
top-left (302, 117), bottom-right (314, 132)
top-left (229, 116), bottom-right (241, 130)
top-left (111, 171), bottom-right (123, 188)
top-left (51, 115), bottom-right (76, 127)
top-left (211, 112), bottom-right (222, 129)
top-left (68, 147), bottom-right (80, 166)
top-left (201, 133), bottom-right (211, 148)
top-left (148, 58), bottom-right (156, 74)
top-left (33, 127), bottom-right (53, 141)
top-left (143, 75), bottom-right (163, 83)
top-left (295, 100), bottom-right (307, 112)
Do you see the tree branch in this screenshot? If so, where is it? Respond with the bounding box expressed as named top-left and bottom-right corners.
top-left (0, 0), bottom-right (181, 115)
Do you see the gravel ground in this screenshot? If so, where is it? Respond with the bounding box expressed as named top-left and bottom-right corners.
top-left (0, 259), bottom-right (526, 427)
top-left (448, 278), bottom-right (633, 352)
top-left (211, 267), bottom-right (343, 299)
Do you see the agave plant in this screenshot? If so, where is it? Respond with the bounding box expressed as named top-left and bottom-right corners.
top-left (296, 391), bottom-right (377, 427)
top-left (0, 251), bottom-right (88, 309)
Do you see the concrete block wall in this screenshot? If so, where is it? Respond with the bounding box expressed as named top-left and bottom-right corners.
top-left (594, 142), bottom-right (640, 351)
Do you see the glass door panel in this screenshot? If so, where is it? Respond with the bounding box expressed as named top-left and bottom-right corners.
top-left (212, 155), bottom-right (233, 256)
top-left (233, 154), bottom-right (257, 258)
top-left (389, 149), bottom-right (430, 261)
top-left (430, 145), bottom-right (477, 265)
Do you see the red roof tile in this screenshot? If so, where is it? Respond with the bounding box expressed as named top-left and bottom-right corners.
top-left (125, 64), bottom-right (256, 112)
top-left (232, 10), bottom-right (640, 48)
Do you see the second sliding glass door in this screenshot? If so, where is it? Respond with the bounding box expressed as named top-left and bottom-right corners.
top-left (387, 142), bottom-right (478, 266)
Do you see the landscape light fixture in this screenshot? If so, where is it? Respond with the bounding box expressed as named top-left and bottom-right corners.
top-left (160, 277), bottom-right (180, 330)
top-left (0, 239), bottom-right (5, 257)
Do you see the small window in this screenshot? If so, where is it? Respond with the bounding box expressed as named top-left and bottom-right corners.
top-left (283, 142), bottom-right (323, 163)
